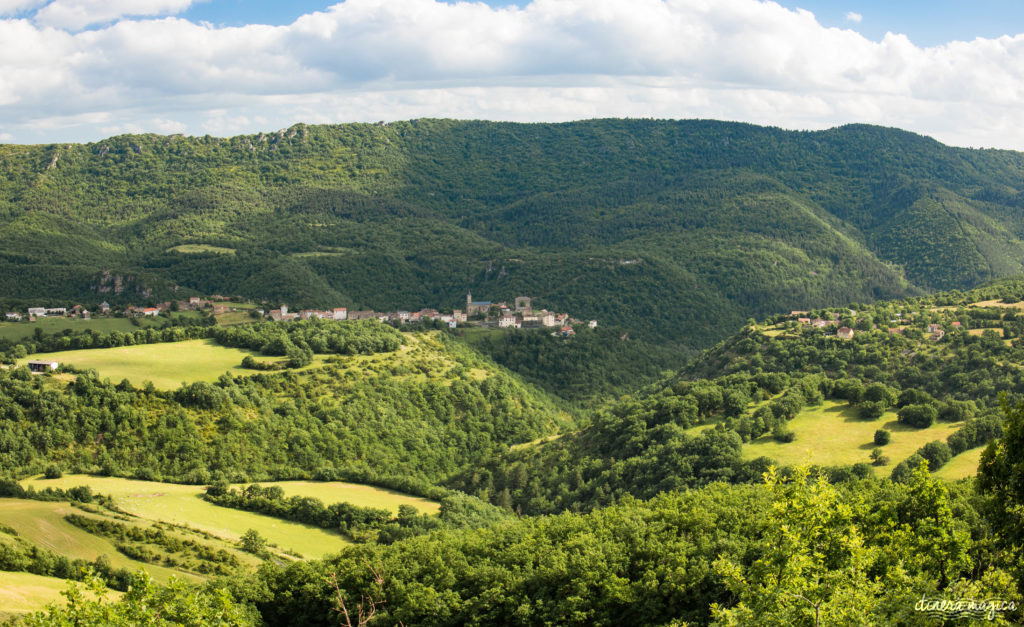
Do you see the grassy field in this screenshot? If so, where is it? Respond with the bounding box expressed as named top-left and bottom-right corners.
top-left (0, 499), bottom-right (188, 582)
top-left (21, 476), bottom-right (442, 556)
top-left (166, 244), bottom-right (236, 255)
top-left (933, 446), bottom-right (986, 481)
top-left (253, 481), bottom-right (440, 515)
top-left (0, 317), bottom-right (157, 342)
top-left (21, 476), bottom-right (351, 559)
top-left (0, 313), bottom-right (213, 343)
top-left (743, 400), bottom-right (965, 476)
top-left (0, 570), bottom-right (119, 619)
top-left (19, 339), bottom-right (273, 389)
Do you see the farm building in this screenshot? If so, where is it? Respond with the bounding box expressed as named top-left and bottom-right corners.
top-left (27, 360), bottom-right (58, 373)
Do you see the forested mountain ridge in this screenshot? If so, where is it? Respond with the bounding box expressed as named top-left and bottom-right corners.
top-left (5, 119), bottom-right (1024, 350)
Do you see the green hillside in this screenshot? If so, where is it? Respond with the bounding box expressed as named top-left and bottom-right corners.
top-left (7, 119), bottom-right (1024, 352)
top-left (0, 329), bottom-right (568, 485)
top-left (448, 278), bottom-right (1024, 514)
top-left (6, 282), bottom-right (1024, 624)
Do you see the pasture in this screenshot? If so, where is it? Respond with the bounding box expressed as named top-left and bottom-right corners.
top-left (0, 317), bottom-right (154, 342)
top-left (21, 475), bottom-right (441, 557)
top-left (21, 476), bottom-right (350, 559)
top-left (254, 481), bottom-right (440, 515)
top-left (20, 339), bottom-right (268, 389)
top-left (0, 570), bottom-right (118, 619)
top-left (166, 244), bottom-right (236, 255)
top-left (933, 446), bottom-right (986, 481)
top-left (0, 499), bottom-right (188, 582)
top-left (742, 400), bottom-right (965, 476)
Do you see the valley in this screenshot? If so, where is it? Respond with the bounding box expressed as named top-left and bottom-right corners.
top-left (2, 120), bottom-right (1024, 623)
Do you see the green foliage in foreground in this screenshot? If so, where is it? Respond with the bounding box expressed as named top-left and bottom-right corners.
top-left (978, 397), bottom-right (1024, 587)
top-left (232, 465), bottom-right (1018, 626)
top-left (24, 570), bottom-right (257, 627)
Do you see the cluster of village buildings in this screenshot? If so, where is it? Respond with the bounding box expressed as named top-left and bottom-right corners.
top-left (5, 296), bottom-right (234, 322)
top-left (6, 304), bottom-right (104, 322)
top-left (266, 293), bottom-right (595, 337)
top-left (7, 293), bottom-right (595, 338)
top-left (788, 310), bottom-right (956, 341)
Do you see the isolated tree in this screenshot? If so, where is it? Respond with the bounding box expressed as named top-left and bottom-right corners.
top-left (240, 529), bottom-right (266, 554)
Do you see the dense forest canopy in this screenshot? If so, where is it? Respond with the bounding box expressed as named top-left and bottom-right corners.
top-left (6, 119), bottom-right (1024, 353)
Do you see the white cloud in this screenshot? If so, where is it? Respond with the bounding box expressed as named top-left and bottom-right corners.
top-left (845, 11), bottom-right (862, 23)
top-left (0, 0), bottom-right (45, 16)
top-left (34, 0), bottom-right (198, 30)
top-left (2, 0), bottom-right (1024, 149)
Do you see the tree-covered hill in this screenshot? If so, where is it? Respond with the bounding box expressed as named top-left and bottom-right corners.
top-left (448, 278), bottom-right (1024, 515)
top-left (0, 329), bottom-right (568, 488)
top-left (5, 119), bottom-right (1024, 351)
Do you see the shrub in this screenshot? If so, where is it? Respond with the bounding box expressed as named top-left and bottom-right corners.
top-left (874, 429), bottom-right (891, 446)
top-left (772, 424), bottom-right (796, 443)
top-left (858, 401), bottom-right (885, 420)
top-left (862, 383), bottom-right (897, 407)
top-left (240, 529), bottom-right (266, 554)
top-left (919, 441), bottom-right (953, 471)
top-left (43, 464), bottom-right (63, 480)
top-left (898, 404), bottom-right (937, 429)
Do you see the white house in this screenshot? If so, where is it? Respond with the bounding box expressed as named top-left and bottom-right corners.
top-left (333, 308), bottom-right (348, 320)
top-left (27, 307), bottom-right (46, 317)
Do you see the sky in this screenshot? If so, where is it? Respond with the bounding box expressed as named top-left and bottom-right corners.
top-left (1, 0), bottom-right (1023, 149)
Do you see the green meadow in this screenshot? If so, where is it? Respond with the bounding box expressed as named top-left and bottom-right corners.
top-left (0, 570), bottom-right (118, 619)
top-left (0, 499), bottom-right (188, 582)
top-left (19, 339), bottom-right (275, 389)
top-left (166, 244), bottom-right (236, 255)
top-left (742, 400), bottom-right (967, 476)
top-left (0, 317), bottom-right (153, 342)
top-left (252, 480), bottom-right (440, 515)
top-left (21, 476), bottom-right (441, 557)
top-left (21, 476), bottom-right (350, 559)
top-left (933, 446), bottom-right (986, 481)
